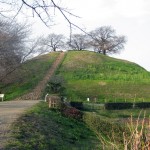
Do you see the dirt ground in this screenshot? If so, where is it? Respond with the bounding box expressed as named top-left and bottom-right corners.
top-left (0, 100), bottom-right (41, 149)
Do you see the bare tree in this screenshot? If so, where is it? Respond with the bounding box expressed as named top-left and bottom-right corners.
top-left (40, 33), bottom-right (66, 52)
top-left (89, 26), bottom-right (126, 55)
top-left (0, 0), bottom-right (83, 90)
top-left (0, 0), bottom-right (82, 37)
top-left (0, 18), bottom-right (45, 83)
top-left (0, 19), bottom-right (30, 76)
top-left (68, 34), bottom-right (90, 50)
top-left (20, 37), bottom-right (45, 62)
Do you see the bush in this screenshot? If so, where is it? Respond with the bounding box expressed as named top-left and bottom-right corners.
top-left (61, 104), bottom-right (83, 121)
top-left (135, 102), bottom-right (150, 108)
top-left (105, 102), bottom-right (133, 110)
top-left (46, 75), bottom-right (66, 94)
top-left (70, 102), bottom-right (84, 110)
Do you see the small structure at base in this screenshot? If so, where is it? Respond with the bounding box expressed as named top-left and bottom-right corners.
top-left (45, 94), bottom-right (61, 108)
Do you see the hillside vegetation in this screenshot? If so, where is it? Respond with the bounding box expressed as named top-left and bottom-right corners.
top-left (6, 102), bottom-right (100, 149)
top-left (0, 52), bottom-right (59, 100)
top-left (57, 51), bottom-right (150, 102)
top-left (1, 50), bottom-right (150, 102)
top-left (3, 50), bottom-right (150, 149)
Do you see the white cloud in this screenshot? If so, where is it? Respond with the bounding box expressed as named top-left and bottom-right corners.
top-left (114, 0), bottom-right (150, 18)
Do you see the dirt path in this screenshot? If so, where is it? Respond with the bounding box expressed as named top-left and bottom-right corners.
top-left (15, 52), bottom-right (65, 100)
top-left (0, 100), bottom-right (41, 149)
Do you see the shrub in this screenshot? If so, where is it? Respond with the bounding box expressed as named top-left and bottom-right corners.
top-left (46, 75), bottom-right (66, 94)
top-left (70, 102), bottom-right (84, 110)
top-left (105, 102), bottom-right (133, 110)
top-left (61, 105), bottom-right (83, 121)
top-left (135, 102), bottom-right (150, 108)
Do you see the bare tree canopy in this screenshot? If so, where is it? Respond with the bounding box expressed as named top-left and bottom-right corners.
top-left (0, 18), bottom-right (44, 82)
top-left (0, 0), bottom-right (80, 31)
top-left (39, 33), bottom-right (66, 52)
top-left (0, 19), bottom-right (30, 77)
top-left (68, 34), bottom-right (89, 50)
top-left (89, 26), bottom-right (126, 55)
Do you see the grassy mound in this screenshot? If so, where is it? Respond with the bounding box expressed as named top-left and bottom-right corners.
top-left (57, 51), bottom-right (150, 102)
top-left (2, 50), bottom-right (150, 102)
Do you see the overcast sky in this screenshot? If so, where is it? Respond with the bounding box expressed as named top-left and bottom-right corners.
top-left (21, 0), bottom-right (150, 71)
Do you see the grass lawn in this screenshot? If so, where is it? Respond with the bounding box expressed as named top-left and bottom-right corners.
top-left (95, 108), bottom-right (150, 120)
top-left (56, 51), bottom-right (150, 102)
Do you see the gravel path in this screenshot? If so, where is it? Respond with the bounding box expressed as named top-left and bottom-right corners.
top-left (0, 100), bottom-right (41, 149)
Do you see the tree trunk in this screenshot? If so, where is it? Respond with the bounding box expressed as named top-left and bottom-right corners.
top-left (53, 47), bottom-right (56, 52)
top-left (102, 50), bottom-right (106, 55)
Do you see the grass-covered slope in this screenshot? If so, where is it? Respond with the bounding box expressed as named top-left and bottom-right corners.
top-left (6, 102), bottom-right (100, 150)
top-left (0, 52), bottom-right (60, 100)
top-left (2, 50), bottom-right (150, 102)
top-left (57, 51), bottom-right (150, 102)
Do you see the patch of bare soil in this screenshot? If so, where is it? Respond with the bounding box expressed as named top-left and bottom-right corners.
top-left (0, 100), bottom-right (41, 149)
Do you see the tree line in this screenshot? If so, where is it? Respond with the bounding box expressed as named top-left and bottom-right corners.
top-left (36, 26), bottom-right (126, 54)
top-left (0, 18), bottom-right (126, 82)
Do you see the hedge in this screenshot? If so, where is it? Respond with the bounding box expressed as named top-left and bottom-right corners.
top-left (105, 102), bottom-right (133, 110)
top-left (105, 102), bottom-right (150, 110)
top-left (135, 102), bottom-right (150, 109)
top-left (70, 102), bottom-right (84, 110)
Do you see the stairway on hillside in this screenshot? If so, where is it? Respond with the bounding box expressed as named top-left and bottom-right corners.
top-left (15, 52), bottom-right (65, 100)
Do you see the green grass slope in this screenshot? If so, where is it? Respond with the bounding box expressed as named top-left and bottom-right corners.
top-left (0, 52), bottom-right (60, 100)
top-left (2, 50), bottom-right (150, 102)
top-left (57, 50), bottom-right (150, 102)
top-left (6, 102), bottom-right (100, 150)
